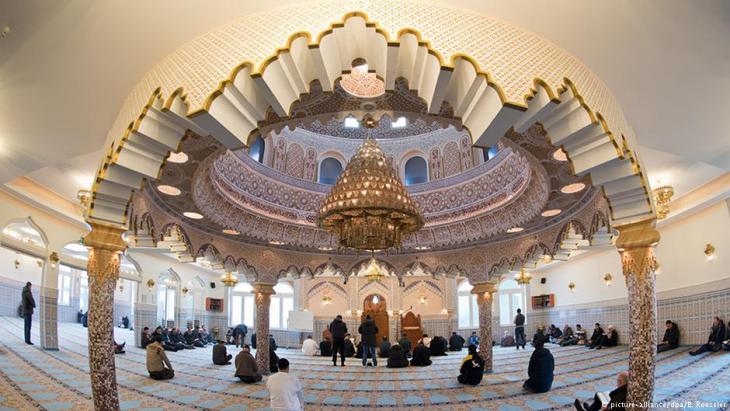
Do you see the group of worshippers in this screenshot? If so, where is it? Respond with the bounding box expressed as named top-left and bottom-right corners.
top-left (689, 316), bottom-right (730, 355)
top-left (141, 324), bottom-right (214, 352)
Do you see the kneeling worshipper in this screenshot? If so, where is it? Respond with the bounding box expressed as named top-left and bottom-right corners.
top-left (146, 336), bottom-right (174, 380)
top-left (523, 336), bottom-right (554, 393)
top-left (379, 336), bottom-right (391, 358)
top-left (410, 341), bottom-right (432, 366)
top-left (548, 324), bottom-right (563, 344)
top-left (596, 325), bottom-right (618, 349)
top-left (533, 326), bottom-right (547, 346)
top-left (559, 324), bottom-right (576, 346)
top-left (500, 330), bottom-right (515, 347)
top-left (430, 335), bottom-right (448, 356)
top-left (449, 332), bottom-right (465, 351)
top-left (587, 323), bottom-right (605, 349)
top-left (171, 327), bottom-right (194, 350)
top-left (200, 325), bottom-right (214, 344)
top-left (301, 335), bottom-right (318, 356)
top-left (468, 331), bottom-right (479, 347)
top-left (575, 324), bottom-right (586, 345)
top-left (270, 347), bottom-right (280, 373)
top-left (344, 334), bottom-right (356, 357)
top-left (457, 344), bottom-right (485, 386)
top-left (690, 316), bottom-right (726, 355)
top-left (213, 340), bottom-right (232, 365)
top-left (141, 327), bottom-right (152, 348)
top-left (319, 339), bottom-right (332, 356)
top-left (658, 320), bottom-right (680, 353)
top-left (235, 345), bottom-right (262, 383)
top-left (113, 339), bottom-right (126, 354)
top-left (574, 371), bottom-right (628, 411)
top-left (267, 358), bottom-right (304, 411)
top-left (386, 343), bottom-right (409, 368)
top-left (398, 333), bottom-right (413, 357)
top-left (154, 326), bottom-right (179, 352)
top-left (418, 334), bottom-right (431, 346)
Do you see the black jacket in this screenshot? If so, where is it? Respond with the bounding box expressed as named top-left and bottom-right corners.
top-left (459, 353), bottom-right (485, 385)
top-left (319, 340), bottom-right (332, 356)
top-left (212, 344), bottom-right (229, 364)
top-left (410, 343), bottom-right (432, 366)
top-left (399, 337), bottom-right (412, 353)
top-left (525, 346), bottom-right (554, 393)
top-left (449, 334), bottom-right (465, 351)
top-left (21, 286), bottom-right (35, 315)
top-left (329, 318), bottom-right (348, 340)
top-left (607, 384), bottom-right (627, 411)
top-left (358, 319), bottom-right (379, 347)
top-left (709, 322), bottom-right (726, 344)
top-left (430, 336), bottom-right (448, 356)
top-left (662, 324), bottom-right (679, 346)
top-left (514, 313), bottom-right (525, 327)
top-left (387, 345), bottom-right (409, 368)
top-left (379, 340), bottom-right (391, 357)
top-left (344, 339), bottom-right (355, 357)
top-left (590, 327), bottom-right (604, 342)
top-left (141, 333), bottom-right (153, 348)
top-left (603, 330), bottom-right (618, 347)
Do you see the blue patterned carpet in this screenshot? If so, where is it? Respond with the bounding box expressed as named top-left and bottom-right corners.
top-left (0, 318), bottom-right (728, 410)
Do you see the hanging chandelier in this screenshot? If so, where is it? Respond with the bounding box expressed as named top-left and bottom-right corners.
top-left (514, 267), bottom-right (532, 285)
top-left (317, 120), bottom-right (423, 252)
top-left (364, 257), bottom-right (385, 282)
top-left (220, 271), bottom-right (239, 287)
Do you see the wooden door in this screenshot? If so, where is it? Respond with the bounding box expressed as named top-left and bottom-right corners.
top-left (362, 294), bottom-right (389, 343)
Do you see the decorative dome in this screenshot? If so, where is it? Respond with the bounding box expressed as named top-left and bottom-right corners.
top-left (317, 138), bottom-right (423, 251)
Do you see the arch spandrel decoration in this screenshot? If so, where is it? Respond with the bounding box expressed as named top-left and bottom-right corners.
top-left (89, 7), bottom-right (653, 229)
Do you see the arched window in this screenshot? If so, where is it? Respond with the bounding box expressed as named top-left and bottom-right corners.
top-left (157, 273), bottom-right (178, 325)
top-left (483, 146), bottom-right (499, 161)
top-left (230, 282), bottom-right (254, 327)
top-left (498, 278), bottom-right (525, 326)
top-left (404, 156), bottom-right (428, 186)
top-left (318, 158), bottom-right (344, 185)
top-left (249, 135), bottom-right (265, 163)
top-left (271, 282), bottom-right (294, 330)
top-left (457, 280), bottom-right (479, 329)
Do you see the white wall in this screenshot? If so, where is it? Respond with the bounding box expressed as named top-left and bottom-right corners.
top-left (529, 200), bottom-right (730, 307)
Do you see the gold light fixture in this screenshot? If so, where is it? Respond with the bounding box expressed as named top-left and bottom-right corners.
top-left (514, 267), bottom-right (532, 285)
top-left (705, 243), bottom-right (716, 261)
top-left (14, 259), bottom-right (20, 269)
top-left (322, 295), bottom-right (332, 305)
top-left (603, 273), bottom-right (613, 286)
top-left (317, 123), bottom-right (423, 252)
top-left (146, 279), bottom-right (156, 291)
top-left (221, 271), bottom-right (239, 287)
top-left (568, 281), bottom-right (576, 292)
top-left (181, 286), bottom-right (189, 296)
top-left (77, 189), bottom-right (92, 209)
top-left (653, 185), bottom-right (674, 220)
top-left (49, 251), bottom-right (59, 269)
top-left (364, 257), bottom-right (385, 282)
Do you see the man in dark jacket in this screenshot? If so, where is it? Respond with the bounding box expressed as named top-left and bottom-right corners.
top-left (514, 308), bottom-right (526, 349)
top-left (523, 335), bottom-right (554, 393)
top-left (658, 320), bottom-right (679, 353)
top-left (410, 341), bottom-right (432, 366)
top-left (588, 323), bottom-right (604, 349)
top-left (574, 371), bottom-right (628, 411)
top-left (320, 339), bottom-right (332, 356)
top-left (430, 335), bottom-right (448, 356)
top-left (379, 336), bottom-right (391, 358)
top-left (235, 345), bottom-right (262, 383)
top-left (21, 282), bottom-right (35, 345)
top-left (358, 315), bottom-right (379, 366)
top-left (398, 333), bottom-right (412, 356)
top-left (213, 340), bottom-right (232, 365)
top-left (690, 317), bottom-right (726, 355)
top-left (232, 324), bottom-right (248, 347)
top-left (329, 315), bottom-right (348, 366)
top-left (141, 327), bottom-right (153, 348)
top-left (457, 344), bottom-right (485, 385)
top-left (449, 332), bottom-right (465, 351)
top-left (386, 343), bottom-right (409, 368)
top-left (596, 325), bottom-right (618, 349)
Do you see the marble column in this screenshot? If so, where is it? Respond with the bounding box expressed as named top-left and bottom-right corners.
top-left (84, 222), bottom-right (127, 411)
top-left (40, 257), bottom-right (59, 350)
top-left (253, 283), bottom-right (275, 374)
top-left (472, 281), bottom-right (497, 372)
top-left (616, 219), bottom-right (660, 411)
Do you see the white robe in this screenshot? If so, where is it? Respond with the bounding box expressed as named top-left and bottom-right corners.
top-left (301, 338), bottom-right (318, 356)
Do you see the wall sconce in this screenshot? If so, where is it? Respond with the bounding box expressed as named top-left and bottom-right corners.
top-left (568, 282), bottom-right (576, 292)
top-left (36, 259), bottom-right (43, 268)
top-left (49, 251), bottom-right (59, 269)
top-left (418, 295), bottom-right (427, 304)
top-left (705, 243), bottom-right (716, 261)
top-left (652, 185), bottom-right (674, 220)
top-left (146, 279), bottom-right (156, 291)
top-left (77, 189), bottom-right (92, 209)
top-left (181, 286), bottom-right (189, 296)
top-left (322, 295), bottom-right (332, 305)
top-left (14, 259), bottom-right (20, 269)
top-left (603, 273), bottom-right (613, 286)
top-left (542, 254), bottom-right (552, 264)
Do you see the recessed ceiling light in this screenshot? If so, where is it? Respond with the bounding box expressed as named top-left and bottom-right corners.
top-left (167, 152), bottom-right (189, 164)
top-left (541, 209), bottom-right (562, 217)
top-left (269, 240), bottom-right (285, 245)
top-left (552, 148), bottom-right (568, 161)
top-left (318, 246), bottom-right (334, 251)
top-left (561, 182), bottom-right (586, 194)
top-left (415, 246), bottom-right (430, 250)
top-left (157, 185), bottom-right (181, 196)
top-left (183, 212), bottom-right (203, 219)
top-left (507, 227), bottom-right (524, 233)
top-left (222, 229), bottom-right (240, 235)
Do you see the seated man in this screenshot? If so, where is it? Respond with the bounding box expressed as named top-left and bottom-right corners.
top-left (301, 335), bottom-right (318, 356)
top-left (154, 326), bottom-right (179, 352)
top-left (574, 371), bottom-right (628, 411)
top-left (379, 336), bottom-right (391, 358)
top-left (468, 331), bottom-right (479, 347)
top-left (418, 334), bottom-right (431, 346)
top-left (141, 327), bottom-right (152, 348)
top-left (213, 340), bottom-right (232, 365)
top-left (121, 316), bottom-right (130, 329)
top-left (386, 343), bottom-right (409, 368)
top-left (575, 324), bottom-right (586, 346)
top-left (658, 320), bottom-right (679, 353)
top-left (559, 324), bottom-right (576, 346)
top-left (192, 326), bottom-right (207, 347)
top-left (548, 324), bottom-right (562, 344)
top-left (398, 333), bottom-right (412, 356)
top-left (457, 344), bottom-right (485, 385)
top-left (226, 327), bottom-right (235, 344)
top-left (146, 336), bottom-right (174, 380)
top-left (266, 358), bottom-right (304, 411)
top-left (523, 336), bottom-right (554, 393)
top-left (354, 340), bottom-right (363, 359)
top-left (235, 345), bottom-right (262, 383)
top-left (113, 338), bottom-right (126, 354)
top-left (500, 330), bottom-right (515, 347)
top-left (596, 325), bottom-right (618, 349)
top-left (690, 317), bottom-right (726, 355)
top-left (269, 347), bottom-right (280, 373)
top-left (344, 334), bottom-right (356, 357)
top-left (430, 335), bottom-right (448, 356)
top-left (533, 326), bottom-right (546, 346)
top-left (250, 332), bottom-right (257, 349)
top-left (269, 334), bottom-right (278, 351)
top-left (449, 332), bottom-right (465, 351)
top-left (184, 326), bottom-right (204, 348)
top-left (170, 327), bottom-right (194, 350)
top-left (587, 323), bottom-right (604, 349)
top-left (200, 326), bottom-right (214, 344)
top-left (319, 339), bottom-right (332, 357)
top-left (410, 341), bottom-right (432, 366)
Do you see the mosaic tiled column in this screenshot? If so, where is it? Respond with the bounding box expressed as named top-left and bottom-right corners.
top-left (253, 283), bottom-right (275, 374)
top-left (84, 222), bottom-right (127, 411)
top-left (616, 219), bottom-right (660, 411)
top-left (40, 261), bottom-right (59, 350)
top-left (472, 282), bottom-right (497, 372)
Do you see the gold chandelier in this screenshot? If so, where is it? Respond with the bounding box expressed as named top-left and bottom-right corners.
top-left (514, 267), bottom-right (532, 285)
top-left (652, 185), bottom-right (674, 220)
top-left (317, 128), bottom-right (423, 252)
top-left (363, 257), bottom-right (385, 282)
top-left (220, 271), bottom-right (239, 287)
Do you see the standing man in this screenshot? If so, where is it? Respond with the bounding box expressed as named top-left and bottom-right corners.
top-left (514, 308), bottom-right (526, 350)
top-left (329, 314), bottom-right (348, 366)
top-left (358, 314), bottom-right (379, 367)
top-left (21, 282), bottom-right (35, 345)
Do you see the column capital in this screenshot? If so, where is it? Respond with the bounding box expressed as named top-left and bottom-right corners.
top-left (470, 281), bottom-right (497, 296)
top-left (83, 221), bottom-right (127, 253)
top-left (252, 282), bottom-right (276, 295)
top-left (615, 218), bottom-right (660, 251)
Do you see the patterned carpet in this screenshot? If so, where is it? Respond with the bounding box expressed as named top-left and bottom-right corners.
top-left (0, 318), bottom-right (728, 410)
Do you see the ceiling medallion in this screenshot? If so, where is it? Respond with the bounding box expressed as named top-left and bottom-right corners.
top-left (317, 118), bottom-right (423, 252)
top-left (340, 58), bottom-right (385, 98)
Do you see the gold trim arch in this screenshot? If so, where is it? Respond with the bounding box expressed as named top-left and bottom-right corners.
top-left (88, 4), bottom-right (654, 230)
